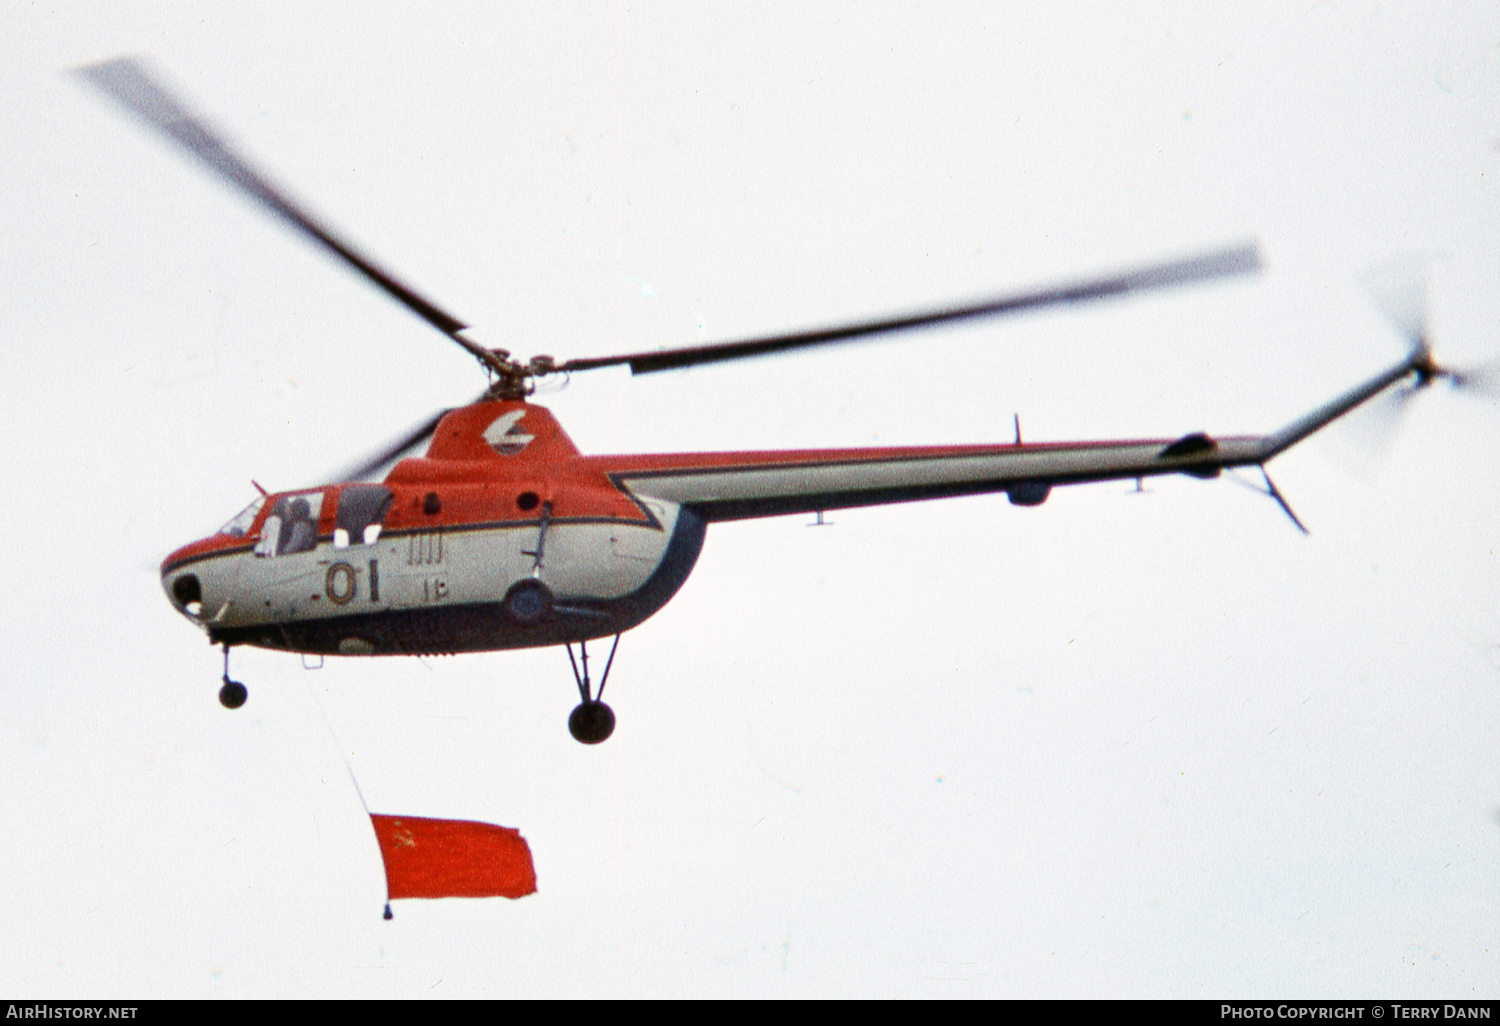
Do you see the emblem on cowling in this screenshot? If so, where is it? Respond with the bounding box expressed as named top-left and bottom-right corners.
top-left (483, 409), bottom-right (535, 456)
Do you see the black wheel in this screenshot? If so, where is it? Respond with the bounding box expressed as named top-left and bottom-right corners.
top-left (501, 579), bottom-right (554, 625)
top-left (568, 700), bottom-right (615, 744)
top-left (219, 680), bottom-right (248, 709)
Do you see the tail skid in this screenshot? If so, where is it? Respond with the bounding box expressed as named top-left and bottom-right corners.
top-left (1256, 466), bottom-right (1309, 534)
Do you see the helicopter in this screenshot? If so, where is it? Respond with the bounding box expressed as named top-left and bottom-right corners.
top-left (80, 58), bottom-right (1472, 745)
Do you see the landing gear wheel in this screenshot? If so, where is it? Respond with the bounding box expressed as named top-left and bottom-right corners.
top-left (219, 680), bottom-right (247, 709)
top-left (218, 644), bottom-right (247, 709)
top-left (502, 579), bottom-right (554, 625)
top-left (565, 634), bottom-right (621, 744)
top-left (568, 700), bottom-right (615, 744)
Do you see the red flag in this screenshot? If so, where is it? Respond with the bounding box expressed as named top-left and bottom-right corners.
top-left (371, 814), bottom-right (537, 900)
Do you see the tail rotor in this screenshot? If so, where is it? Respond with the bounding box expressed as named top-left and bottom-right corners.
top-left (1361, 255), bottom-right (1498, 403)
top-left (1316, 257), bottom-right (1495, 472)
top-left (1345, 259), bottom-right (1495, 472)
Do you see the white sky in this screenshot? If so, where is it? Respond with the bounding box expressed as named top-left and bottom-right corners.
top-left (2, 0), bottom-right (1498, 998)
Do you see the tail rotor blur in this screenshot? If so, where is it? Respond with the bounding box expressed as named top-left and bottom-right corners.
top-left (1361, 256), bottom-right (1498, 402)
top-left (1360, 255), bottom-right (1430, 357)
top-left (1325, 257), bottom-right (1495, 470)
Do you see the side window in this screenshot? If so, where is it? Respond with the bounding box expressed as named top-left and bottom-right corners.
top-left (333, 484), bottom-right (393, 549)
top-left (254, 491), bottom-right (324, 557)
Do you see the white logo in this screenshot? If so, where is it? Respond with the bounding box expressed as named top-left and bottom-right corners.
top-left (483, 409), bottom-right (535, 456)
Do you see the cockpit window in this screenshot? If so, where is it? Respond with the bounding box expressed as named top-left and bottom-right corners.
top-left (254, 491), bottom-right (324, 557)
top-left (218, 497), bottom-right (266, 538)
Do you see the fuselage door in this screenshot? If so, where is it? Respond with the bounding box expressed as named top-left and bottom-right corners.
top-left (333, 484), bottom-right (394, 550)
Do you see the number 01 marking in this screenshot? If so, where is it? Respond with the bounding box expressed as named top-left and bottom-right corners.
top-left (326, 562), bottom-right (357, 605)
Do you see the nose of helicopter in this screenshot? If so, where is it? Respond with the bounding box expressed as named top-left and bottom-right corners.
top-left (161, 535), bottom-right (235, 623)
top-left (164, 569), bottom-right (204, 619)
top-left (162, 546), bottom-right (206, 622)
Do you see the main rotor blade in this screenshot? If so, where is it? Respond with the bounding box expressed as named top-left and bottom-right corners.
top-left (75, 58), bottom-right (503, 373)
top-left (326, 406), bottom-right (454, 483)
top-left (560, 242), bottom-right (1261, 375)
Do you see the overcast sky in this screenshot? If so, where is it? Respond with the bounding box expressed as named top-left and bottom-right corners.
top-left (2, 1), bottom-right (1497, 998)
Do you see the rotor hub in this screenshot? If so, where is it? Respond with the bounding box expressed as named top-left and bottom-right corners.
top-left (1410, 344), bottom-right (1443, 389)
top-left (481, 350), bottom-right (561, 400)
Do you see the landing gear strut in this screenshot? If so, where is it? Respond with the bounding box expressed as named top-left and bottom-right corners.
top-left (505, 502), bottom-right (557, 625)
top-left (219, 644), bottom-right (247, 709)
top-left (566, 635), bottom-right (620, 744)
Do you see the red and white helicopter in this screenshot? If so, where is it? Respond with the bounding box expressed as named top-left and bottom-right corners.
top-left (83, 59), bottom-right (1471, 744)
